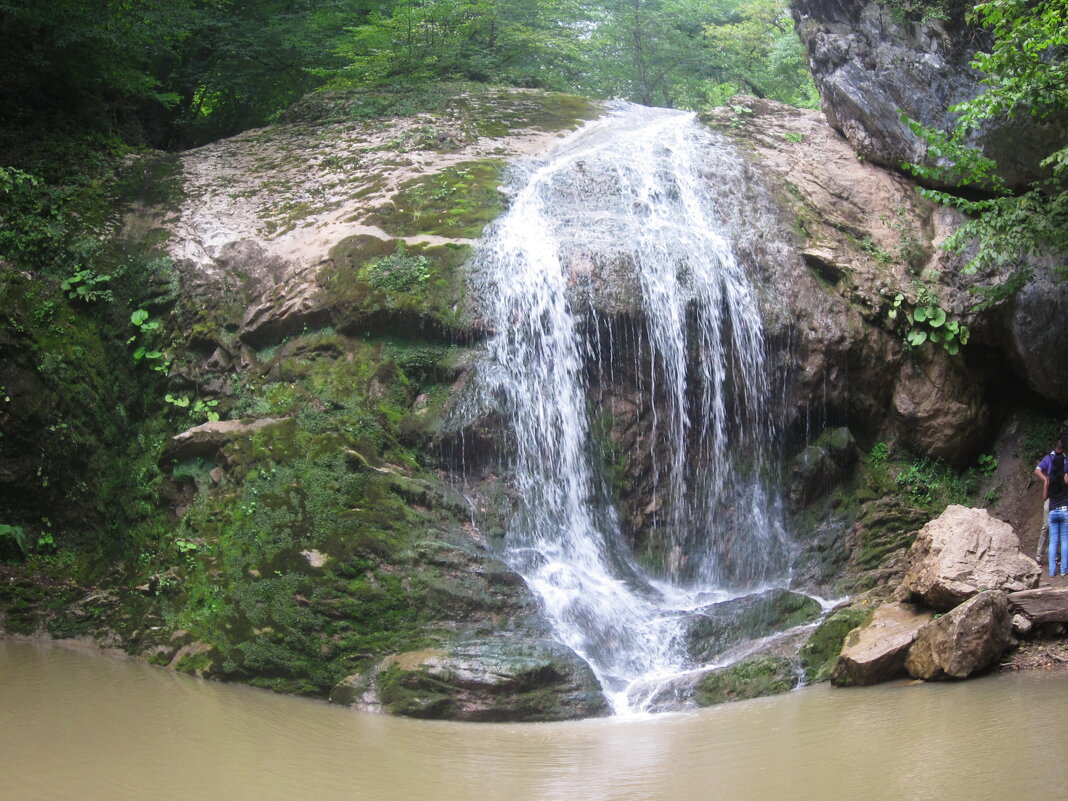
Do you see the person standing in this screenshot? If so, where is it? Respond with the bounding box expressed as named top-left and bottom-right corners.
top-left (1035, 438), bottom-right (1068, 577)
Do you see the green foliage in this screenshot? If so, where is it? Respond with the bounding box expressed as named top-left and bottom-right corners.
top-left (1, 0), bottom-right (821, 172)
top-left (977, 453), bottom-right (998, 477)
top-left (337, 0), bottom-right (587, 90)
top-left (566, 0), bottom-right (816, 109)
top-left (876, 450), bottom-right (980, 509)
top-left (60, 269), bottom-right (113, 303)
top-left (0, 525), bottom-right (28, 561)
top-left (869, 441), bottom-right (889, 466)
top-left (902, 0), bottom-right (1068, 282)
top-left (165, 394), bottom-right (220, 423)
top-left (128, 309), bottom-right (169, 373)
top-left (886, 287), bottom-right (970, 355)
top-left (877, 0), bottom-right (969, 24)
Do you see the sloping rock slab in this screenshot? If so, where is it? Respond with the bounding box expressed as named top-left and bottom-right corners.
top-left (1008, 588), bottom-right (1068, 625)
top-left (905, 591), bottom-right (1013, 680)
top-left (800, 604), bottom-right (875, 682)
top-left (162, 417), bottom-right (289, 462)
top-left (901, 505), bottom-right (1040, 611)
top-left (681, 589), bottom-right (822, 664)
top-left (330, 638), bottom-right (609, 722)
top-left (830, 601), bottom-right (931, 687)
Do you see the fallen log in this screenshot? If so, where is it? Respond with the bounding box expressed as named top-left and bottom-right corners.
top-left (1007, 588), bottom-right (1068, 625)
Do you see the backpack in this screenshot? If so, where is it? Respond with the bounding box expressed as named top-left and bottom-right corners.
top-left (1050, 452), bottom-right (1066, 499)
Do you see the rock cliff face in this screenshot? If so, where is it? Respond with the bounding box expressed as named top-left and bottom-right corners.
top-left (0, 72), bottom-right (1063, 717)
top-left (790, 0), bottom-right (1068, 188)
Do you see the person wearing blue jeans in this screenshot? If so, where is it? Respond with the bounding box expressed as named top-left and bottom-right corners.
top-left (1036, 438), bottom-right (1068, 577)
top-left (1051, 506), bottom-right (1068, 578)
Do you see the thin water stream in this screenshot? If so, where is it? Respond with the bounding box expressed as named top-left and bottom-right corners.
top-left (2, 640), bottom-right (1062, 801)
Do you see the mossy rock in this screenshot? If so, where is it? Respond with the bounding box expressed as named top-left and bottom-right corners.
top-left (683, 589), bottom-right (823, 663)
top-left (322, 235), bottom-right (474, 338)
top-left (851, 498), bottom-right (929, 571)
top-left (363, 160), bottom-right (506, 239)
top-left (371, 638), bottom-right (610, 722)
top-left (694, 655), bottom-right (798, 707)
top-left (799, 604), bottom-right (876, 682)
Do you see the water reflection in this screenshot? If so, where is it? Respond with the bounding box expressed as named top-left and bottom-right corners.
top-left (1, 640), bottom-right (1063, 801)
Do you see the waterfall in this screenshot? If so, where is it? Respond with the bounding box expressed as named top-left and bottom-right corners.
top-left (469, 103), bottom-right (795, 711)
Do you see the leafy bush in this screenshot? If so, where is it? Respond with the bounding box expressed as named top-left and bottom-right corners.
top-left (0, 524), bottom-right (27, 562)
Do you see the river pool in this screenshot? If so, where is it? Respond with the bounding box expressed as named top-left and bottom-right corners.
top-left (1, 639), bottom-right (1063, 801)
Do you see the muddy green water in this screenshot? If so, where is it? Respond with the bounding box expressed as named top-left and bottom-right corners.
top-left (1, 640), bottom-right (1064, 801)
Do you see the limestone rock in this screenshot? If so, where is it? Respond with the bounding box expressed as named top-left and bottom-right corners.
top-left (830, 601), bottom-right (932, 687)
top-left (331, 638), bottom-right (609, 722)
top-left (791, 0), bottom-right (1068, 187)
top-left (1012, 614), bottom-right (1033, 637)
top-left (1007, 588), bottom-right (1068, 625)
top-left (901, 505), bottom-right (1040, 611)
top-left (890, 352), bottom-right (988, 465)
top-left (904, 591), bottom-right (1013, 680)
top-left (1004, 269), bottom-right (1068, 403)
top-left (162, 417), bottom-right (289, 462)
top-left (800, 604), bottom-right (875, 682)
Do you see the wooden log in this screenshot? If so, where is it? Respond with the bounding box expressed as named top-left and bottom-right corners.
top-left (1007, 588), bottom-right (1068, 624)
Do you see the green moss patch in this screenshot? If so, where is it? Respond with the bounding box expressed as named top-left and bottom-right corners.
top-left (694, 655), bottom-right (798, 707)
top-left (322, 235), bottom-right (473, 337)
top-left (364, 160), bottom-right (506, 239)
top-left (799, 605), bottom-right (875, 682)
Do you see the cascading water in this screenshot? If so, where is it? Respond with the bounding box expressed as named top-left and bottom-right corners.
top-left (470, 103), bottom-right (796, 712)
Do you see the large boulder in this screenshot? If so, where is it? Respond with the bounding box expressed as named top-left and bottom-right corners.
top-left (905, 590), bottom-right (1013, 680)
top-left (790, 0), bottom-right (1068, 187)
top-left (1003, 268), bottom-right (1068, 403)
top-left (900, 505), bottom-right (1040, 610)
top-left (329, 638), bottom-right (609, 722)
top-left (830, 601), bottom-right (932, 686)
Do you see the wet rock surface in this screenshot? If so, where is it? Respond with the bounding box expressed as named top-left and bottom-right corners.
top-left (330, 637), bottom-right (610, 722)
top-left (681, 589), bottom-right (823, 665)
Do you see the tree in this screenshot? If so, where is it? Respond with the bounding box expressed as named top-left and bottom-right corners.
top-left (336, 0), bottom-right (587, 90)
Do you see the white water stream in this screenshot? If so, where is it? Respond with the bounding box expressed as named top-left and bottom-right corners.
top-left (471, 104), bottom-right (797, 711)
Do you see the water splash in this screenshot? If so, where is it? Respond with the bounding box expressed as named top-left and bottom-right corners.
top-left (470, 103), bottom-right (795, 711)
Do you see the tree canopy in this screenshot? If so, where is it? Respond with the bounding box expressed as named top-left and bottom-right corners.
top-left (0, 0), bottom-right (815, 162)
